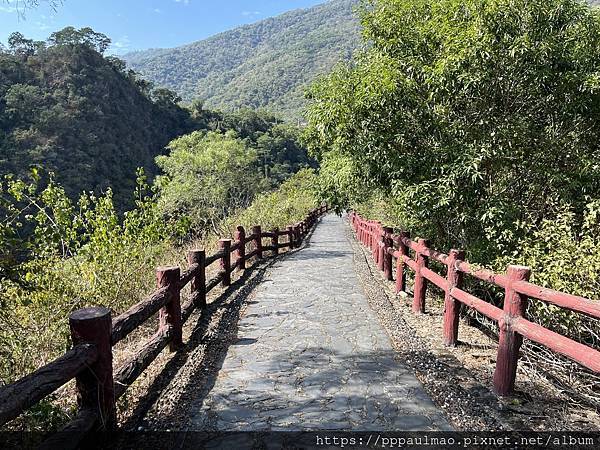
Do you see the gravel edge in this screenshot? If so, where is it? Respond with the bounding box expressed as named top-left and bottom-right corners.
top-left (344, 220), bottom-right (514, 431)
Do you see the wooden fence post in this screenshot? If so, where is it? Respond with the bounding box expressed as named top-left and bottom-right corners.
top-left (188, 250), bottom-right (206, 309)
top-left (383, 226), bottom-right (394, 281)
top-left (272, 228), bottom-right (279, 256)
top-left (359, 220), bottom-right (364, 243)
top-left (235, 226), bottom-right (246, 271)
top-left (69, 307), bottom-right (115, 430)
top-left (372, 222), bottom-right (380, 263)
top-left (360, 220), bottom-right (364, 244)
top-left (493, 265), bottom-right (531, 396)
top-left (157, 266), bottom-right (183, 351)
top-left (252, 226), bottom-right (262, 259)
top-left (294, 224), bottom-right (301, 248)
top-left (412, 238), bottom-right (430, 314)
top-left (443, 249), bottom-right (465, 346)
top-left (219, 239), bottom-right (232, 286)
top-left (395, 231), bottom-right (410, 293)
top-left (287, 225), bottom-right (295, 249)
top-left (358, 220), bottom-right (363, 243)
top-left (378, 225), bottom-right (386, 272)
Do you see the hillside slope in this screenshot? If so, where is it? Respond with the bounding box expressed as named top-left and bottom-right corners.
top-left (0, 34), bottom-right (196, 211)
top-left (123, 0), bottom-right (360, 119)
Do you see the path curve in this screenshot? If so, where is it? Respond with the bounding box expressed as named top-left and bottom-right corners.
top-left (189, 214), bottom-right (451, 432)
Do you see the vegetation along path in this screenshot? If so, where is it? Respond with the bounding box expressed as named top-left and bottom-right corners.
top-left (187, 214), bottom-right (451, 432)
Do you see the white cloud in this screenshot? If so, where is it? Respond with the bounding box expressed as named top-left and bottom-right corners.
top-left (110, 35), bottom-right (131, 54)
top-left (242, 11), bottom-right (262, 17)
top-left (173, 0), bottom-right (190, 5)
top-left (0, 5), bottom-right (17, 14)
top-left (154, 8), bottom-right (162, 14)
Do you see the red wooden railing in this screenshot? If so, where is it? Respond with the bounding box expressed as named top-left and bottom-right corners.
top-left (0, 205), bottom-right (328, 447)
top-left (349, 211), bottom-right (600, 396)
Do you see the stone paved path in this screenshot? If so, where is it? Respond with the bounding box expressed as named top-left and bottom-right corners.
top-left (190, 214), bottom-right (451, 431)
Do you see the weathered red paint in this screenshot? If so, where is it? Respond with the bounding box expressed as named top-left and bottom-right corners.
top-left (395, 231), bottom-right (410, 293)
top-left (219, 239), bottom-right (232, 286)
top-left (4, 206), bottom-right (330, 445)
top-left (157, 266), bottom-right (183, 351)
top-left (69, 307), bottom-right (116, 430)
top-left (252, 225), bottom-right (263, 259)
top-left (383, 226), bottom-right (394, 281)
top-left (187, 250), bottom-right (206, 309)
top-left (235, 226), bottom-right (246, 271)
top-left (351, 211), bottom-right (600, 395)
top-left (272, 228), bottom-right (279, 256)
top-left (493, 265), bottom-right (531, 396)
top-left (513, 281), bottom-right (600, 319)
top-left (443, 249), bottom-right (465, 347)
top-left (412, 238), bottom-right (430, 314)
top-left (372, 222), bottom-right (381, 263)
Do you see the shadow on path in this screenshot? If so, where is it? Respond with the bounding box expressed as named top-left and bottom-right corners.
top-left (119, 219), bottom-right (323, 434)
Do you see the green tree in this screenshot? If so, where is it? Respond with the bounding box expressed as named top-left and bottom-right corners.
top-left (48, 27), bottom-right (111, 54)
top-left (122, 0), bottom-right (361, 120)
top-left (7, 32), bottom-right (43, 56)
top-left (155, 131), bottom-right (267, 233)
top-left (0, 28), bottom-right (201, 212)
top-left (255, 123), bottom-right (316, 185)
top-left (305, 0), bottom-right (600, 261)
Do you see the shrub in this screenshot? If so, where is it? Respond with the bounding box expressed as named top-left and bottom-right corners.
top-left (496, 201), bottom-right (600, 343)
top-left (219, 168), bottom-right (320, 234)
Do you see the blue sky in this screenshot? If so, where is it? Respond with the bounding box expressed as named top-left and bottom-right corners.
top-left (0, 0), bottom-right (327, 54)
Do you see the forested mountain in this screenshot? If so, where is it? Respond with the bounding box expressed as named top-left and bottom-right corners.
top-left (0, 28), bottom-right (314, 212)
top-left (0, 28), bottom-right (199, 211)
top-left (123, 0), bottom-right (360, 119)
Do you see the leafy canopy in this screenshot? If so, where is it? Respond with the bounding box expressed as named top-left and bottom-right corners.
top-left (305, 0), bottom-right (600, 261)
top-left (0, 28), bottom-right (199, 212)
top-left (155, 131), bottom-right (267, 231)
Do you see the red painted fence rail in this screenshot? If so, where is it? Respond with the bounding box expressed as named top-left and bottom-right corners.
top-left (0, 205), bottom-right (328, 448)
top-left (349, 211), bottom-right (600, 396)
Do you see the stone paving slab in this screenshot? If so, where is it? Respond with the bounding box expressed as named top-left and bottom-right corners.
top-left (190, 214), bottom-right (451, 431)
